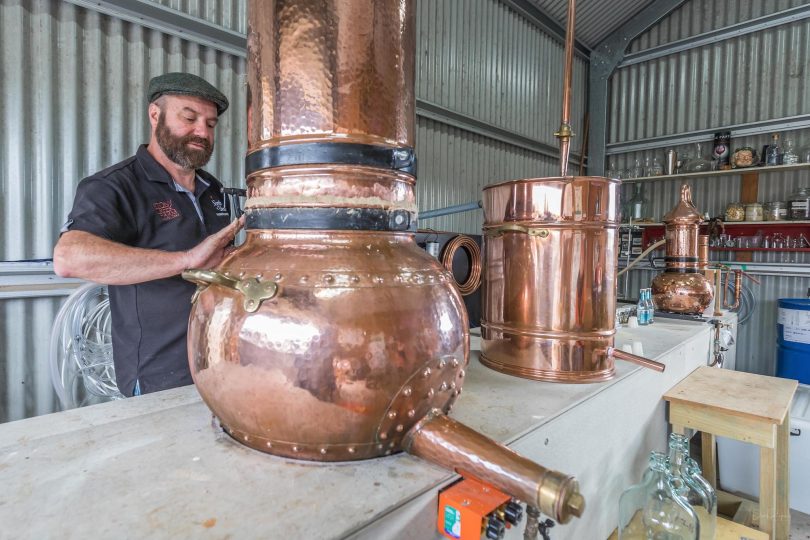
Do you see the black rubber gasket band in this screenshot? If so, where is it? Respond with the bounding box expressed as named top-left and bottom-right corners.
top-left (245, 143), bottom-right (416, 177)
top-left (246, 207), bottom-right (416, 232)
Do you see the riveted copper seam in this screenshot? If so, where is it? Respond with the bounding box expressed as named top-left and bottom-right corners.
top-left (403, 410), bottom-right (585, 524)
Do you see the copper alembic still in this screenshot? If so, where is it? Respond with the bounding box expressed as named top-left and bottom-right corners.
top-left (651, 184), bottom-right (715, 315)
top-left (479, 0), bottom-right (665, 383)
top-left (179, 0), bottom-right (584, 525)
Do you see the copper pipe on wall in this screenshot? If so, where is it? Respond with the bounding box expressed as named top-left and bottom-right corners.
top-left (723, 270), bottom-right (743, 310)
top-left (404, 410), bottom-right (585, 524)
top-left (556, 0), bottom-right (576, 176)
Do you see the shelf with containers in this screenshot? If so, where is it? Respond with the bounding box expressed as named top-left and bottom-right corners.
top-left (621, 221), bottom-right (810, 254)
top-left (618, 162), bottom-right (810, 262)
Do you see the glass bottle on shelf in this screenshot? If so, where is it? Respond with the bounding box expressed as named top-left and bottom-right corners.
top-left (766, 133), bottom-right (783, 166)
top-left (650, 156), bottom-right (664, 176)
top-left (685, 143), bottom-right (712, 172)
top-left (632, 158), bottom-right (644, 179)
top-left (645, 289), bottom-right (655, 323)
top-left (607, 161), bottom-right (619, 179)
top-left (624, 183), bottom-right (650, 222)
top-left (618, 451), bottom-right (700, 540)
top-left (789, 187), bottom-right (810, 220)
top-left (667, 433), bottom-right (716, 540)
top-left (637, 289), bottom-right (649, 326)
top-left (783, 138), bottom-right (799, 164)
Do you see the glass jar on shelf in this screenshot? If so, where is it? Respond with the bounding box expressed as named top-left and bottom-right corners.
top-left (724, 202), bottom-right (745, 222)
top-left (764, 201), bottom-right (788, 221)
top-left (684, 142), bottom-right (712, 173)
top-left (783, 138), bottom-right (799, 164)
top-left (744, 203), bottom-right (763, 221)
top-left (618, 451), bottom-right (699, 540)
top-left (789, 187), bottom-right (810, 220)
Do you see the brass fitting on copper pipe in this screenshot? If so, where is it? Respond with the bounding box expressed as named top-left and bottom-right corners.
top-left (403, 410), bottom-right (585, 524)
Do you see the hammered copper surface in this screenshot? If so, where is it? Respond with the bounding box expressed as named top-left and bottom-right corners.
top-left (652, 185), bottom-right (714, 314)
top-left (480, 176), bottom-right (621, 383)
top-left (246, 0), bottom-right (415, 149)
top-left (188, 230), bottom-right (468, 460)
top-left (404, 410), bottom-right (585, 524)
top-left (245, 166), bottom-right (416, 212)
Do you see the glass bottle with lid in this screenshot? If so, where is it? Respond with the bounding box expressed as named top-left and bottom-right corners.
top-left (667, 433), bottom-right (716, 540)
top-left (789, 187), bottom-right (810, 220)
top-left (766, 133), bottom-right (783, 166)
top-left (618, 451), bottom-right (699, 540)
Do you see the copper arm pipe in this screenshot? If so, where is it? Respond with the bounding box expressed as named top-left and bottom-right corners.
top-left (723, 270), bottom-right (743, 310)
top-left (608, 348), bottom-right (666, 373)
top-left (403, 410), bottom-right (585, 524)
top-left (557, 0), bottom-right (577, 176)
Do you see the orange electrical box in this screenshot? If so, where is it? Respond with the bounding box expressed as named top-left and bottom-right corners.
top-left (437, 477), bottom-right (520, 540)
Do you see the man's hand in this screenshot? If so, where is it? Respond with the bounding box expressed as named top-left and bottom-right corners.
top-left (183, 216), bottom-right (245, 270)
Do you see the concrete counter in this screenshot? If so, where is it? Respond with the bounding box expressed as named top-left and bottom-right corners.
top-left (0, 315), bottom-right (735, 539)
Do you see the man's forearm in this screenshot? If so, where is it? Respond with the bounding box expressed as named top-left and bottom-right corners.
top-left (53, 231), bottom-right (188, 285)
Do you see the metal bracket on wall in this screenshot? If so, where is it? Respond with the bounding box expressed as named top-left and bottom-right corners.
top-left (587, 0), bottom-right (689, 176)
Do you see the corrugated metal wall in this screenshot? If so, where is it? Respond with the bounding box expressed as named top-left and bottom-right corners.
top-left (415, 0), bottom-right (588, 232)
top-left (0, 0), bottom-right (246, 423)
top-left (610, 0), bottom-right (810, 376)
top-left (1, 0), bottom-right (588, 422)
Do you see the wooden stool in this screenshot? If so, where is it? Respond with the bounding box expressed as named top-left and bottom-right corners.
top-left (664, 366), bottom-right (797, 540)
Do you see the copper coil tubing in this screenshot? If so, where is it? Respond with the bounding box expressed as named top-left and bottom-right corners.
top-left (441, 235), bottom-right (482, 296)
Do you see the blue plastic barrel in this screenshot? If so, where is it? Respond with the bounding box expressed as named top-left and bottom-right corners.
top-left (777, 298), bottom-right (810, 384)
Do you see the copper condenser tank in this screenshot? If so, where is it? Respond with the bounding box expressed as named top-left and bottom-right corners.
top-left (181, 0), bottom-right (584, 524)
top-left (651, 184), bottom-right (714, 314)
top-left (481, 177), bottom-right (625, 382)
top-left (479, 0), bottom-right (664, 383)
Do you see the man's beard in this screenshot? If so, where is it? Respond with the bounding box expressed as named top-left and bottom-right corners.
top-left (156, 112), bottom-right (214, 170)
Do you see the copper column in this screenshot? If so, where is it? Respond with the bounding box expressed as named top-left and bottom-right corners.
top-left (182, 0), bottom-right (584, 524)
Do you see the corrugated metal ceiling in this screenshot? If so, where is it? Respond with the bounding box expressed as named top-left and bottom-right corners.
top-left (527, 0), bottom-right (655, 47)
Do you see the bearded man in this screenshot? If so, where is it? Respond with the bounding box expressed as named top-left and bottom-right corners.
top-left (54, 73), bottom-right (243, 397)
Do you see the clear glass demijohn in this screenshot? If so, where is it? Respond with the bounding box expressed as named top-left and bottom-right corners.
top-left (623, 183), bottom-right (649, 222)
top-left (667, 433), bottom-right (717, 540)
top-left (618, 451), bottom-right (700, 540)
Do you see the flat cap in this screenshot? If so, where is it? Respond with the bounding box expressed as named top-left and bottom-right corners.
top-left (147, 72), bottom-right (229, 116)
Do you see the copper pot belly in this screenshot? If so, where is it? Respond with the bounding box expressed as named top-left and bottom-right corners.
top-left (480, 176), bottom-right (623, 383)
top-left (187, 230), bottom-right (467, 460)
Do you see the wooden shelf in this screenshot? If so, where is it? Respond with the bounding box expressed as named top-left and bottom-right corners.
top-left (622, 162), bottom-right (810, 183)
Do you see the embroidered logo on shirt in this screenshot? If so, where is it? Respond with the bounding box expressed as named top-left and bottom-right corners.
top-left (210, 196), bottom-right (229, 215)
top-left (153, 200), bottom-right (180, 221)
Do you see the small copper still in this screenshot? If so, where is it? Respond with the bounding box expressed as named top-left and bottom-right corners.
top-left (479, 0), bottom-right (664, 382)
top-left (651, 185), bottom-right (714, 314)
top-left (182, 0), bottom-right (583, 524)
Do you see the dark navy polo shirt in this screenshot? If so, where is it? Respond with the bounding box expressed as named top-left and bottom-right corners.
top-left (64, 145), bottom-right (231, 396)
